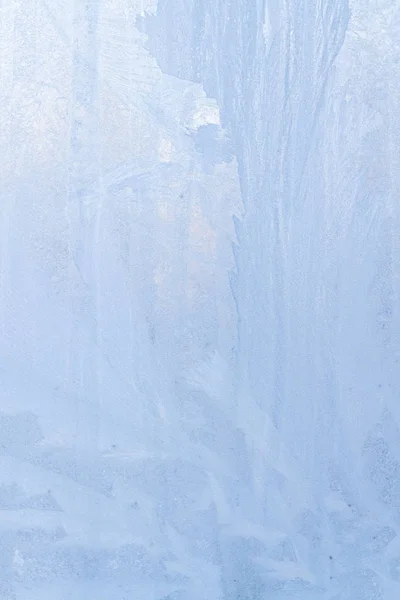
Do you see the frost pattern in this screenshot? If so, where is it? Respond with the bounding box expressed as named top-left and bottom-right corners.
top-left (0, 0), bottom-right (399, 598)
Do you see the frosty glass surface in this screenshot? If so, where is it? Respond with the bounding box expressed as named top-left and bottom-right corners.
top-left (0, 0), bottom-right (399, 598)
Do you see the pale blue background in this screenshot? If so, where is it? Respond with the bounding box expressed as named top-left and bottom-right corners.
top-left (0, 0), bottom-right (399, 598)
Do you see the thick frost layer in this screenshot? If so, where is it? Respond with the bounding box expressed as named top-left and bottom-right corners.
top-left (0, 0), bottom-right (399, 598)
top-left (145, 0), bottom-right (400, 597)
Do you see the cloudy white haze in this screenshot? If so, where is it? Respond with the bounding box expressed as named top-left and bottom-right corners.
top-left (0, 0), bottom-right (399, 598)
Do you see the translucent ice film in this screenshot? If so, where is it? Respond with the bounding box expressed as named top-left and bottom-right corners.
top-left (0, 0), bottom-right (399, 598)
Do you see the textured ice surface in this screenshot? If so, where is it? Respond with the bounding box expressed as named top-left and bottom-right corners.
top-left (0, 0), bottom-right (399, 598)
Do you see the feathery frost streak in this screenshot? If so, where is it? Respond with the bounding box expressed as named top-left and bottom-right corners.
top-left (0, 0), bottom-right (399, 598)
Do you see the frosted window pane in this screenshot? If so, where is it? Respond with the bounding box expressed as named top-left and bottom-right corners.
top-left (0, 0), bottom-right (399, 598)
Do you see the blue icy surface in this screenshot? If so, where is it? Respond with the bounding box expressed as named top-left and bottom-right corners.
top-left (0, 0), bottom-right (399, 598)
